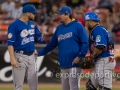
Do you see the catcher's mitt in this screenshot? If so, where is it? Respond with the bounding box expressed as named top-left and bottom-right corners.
top-left (79, 57), bottom-right (95, 69)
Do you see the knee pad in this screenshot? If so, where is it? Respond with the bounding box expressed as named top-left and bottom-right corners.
top-left (86, 79), bottom-right (97, 90)
top-left (99, 85), bottom-right (111, 90)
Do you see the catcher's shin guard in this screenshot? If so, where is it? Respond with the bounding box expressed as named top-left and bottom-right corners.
top-left (99, 85), bottom-right (111, 90)
top-left (86, 79), bottom-right (97, 90)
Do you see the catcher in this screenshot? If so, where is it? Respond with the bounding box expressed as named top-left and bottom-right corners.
top-left (72, 12), bottom-right (116, 90)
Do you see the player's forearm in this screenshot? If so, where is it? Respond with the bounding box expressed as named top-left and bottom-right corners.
top-left (38, 41), bottom-right (57, 56)
top-left (35, 25), bottom-right (44, 43)
top-left (93, 47), bottom-right (102, 54)
top-left (8, 46), bottom-right (15, 61)
top-left (36, 37), bottom-right (44, 43)
top-left (91, 47), bottom-right (102, 58)
top-left (38, 46), bottom-right (55, 56)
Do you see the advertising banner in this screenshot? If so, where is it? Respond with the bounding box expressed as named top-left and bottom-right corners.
top-left (0, 45), bottom-right (60, 83)
top-left (0, 44), bottom-right (120, 83)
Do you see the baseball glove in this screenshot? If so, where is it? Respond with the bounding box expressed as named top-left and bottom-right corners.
top-left (79, 56), bottom-right (95, 69)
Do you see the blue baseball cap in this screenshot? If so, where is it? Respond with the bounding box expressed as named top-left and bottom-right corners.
top-left (56, 6), bottom-right (72, 14)
top-left (22, 4), bottom-right (39, 14)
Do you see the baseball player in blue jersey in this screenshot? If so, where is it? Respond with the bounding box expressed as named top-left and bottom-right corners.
top-left (79, 12), bottom-right (115, 90)
top-left (35, 6), bottom-right (89, 90)
top-left (7, 4), bottom-right (43, 90)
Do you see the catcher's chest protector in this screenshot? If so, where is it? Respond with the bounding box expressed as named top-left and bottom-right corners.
top-left (89, 33), bottom-right (94, 54)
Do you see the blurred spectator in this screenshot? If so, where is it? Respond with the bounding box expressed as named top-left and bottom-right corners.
top-left (42, 25), bottom-right (54, 43)
top-left (59, 1), bottom-right (67, 7)
top-left (94, 0), bottom-right (115, 29)
top-left (42, 1), bottom-right (52, 16)
top-left (97, 0), bottom-right (114, 13)
top-left (79, 4), bottom-right (91, 14)
top-left (0, 0), bottom-right (119, 44)
top-left (0, 0), bottom-right (5, 4)
top-left (112, 15), bottom-right (120, 42)
top-left (20, 0), bottom-right (29, 4)
top-left (34, 6), bottom-right (48, 25)
top-left (57, 0), bottom-right (67, 7)
top-left (0, 4), bottom-right (2, 14)
top-left (49, 5), bottom-right (58, 21)
top-left (75, 10), bottom-right (85, 26)
top-left (20, 0), bottom-right (42, 8)
top-left (52, 19), bottom-right (59, 33)
top-left (29, 0), bottom-right (42, 8)
top-left (67, 0), bottom-right (84, 8)
top-left (1, 0), bottom-right (15, 14)
top-left (113, 1), bottom-right (120, 14)
top-left (84, 0), bottom-right (99, 10)
top-left (96, 0), bottom-right (115, 25)
top-left (41, 19), bottom-right (59, 43)
top-left (95, 9), bottom-right (110, 29)
top-left (30, 0), bottom-right (42, 3)
top-left (7, 0), bottom-right (23, 20)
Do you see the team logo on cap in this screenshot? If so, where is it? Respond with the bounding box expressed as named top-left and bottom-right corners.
top-left (8, 33), bottom-right (12, 39)
top-left (85, 15), bottom-right (90, 20)
top-left (66, 11), bottom-right (68, 13)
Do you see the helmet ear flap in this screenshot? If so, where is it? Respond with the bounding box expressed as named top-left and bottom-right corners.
top-left (87, 20), bottom-right (92, 25)
top-left (87, 20), bottom-right (90, 25)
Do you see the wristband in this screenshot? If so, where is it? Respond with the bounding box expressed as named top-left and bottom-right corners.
top-left (91, 52), bottom-right (98, 58)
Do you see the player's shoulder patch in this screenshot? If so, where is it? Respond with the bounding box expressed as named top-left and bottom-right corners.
top-left (31, 25), bottom-right (35, 28)
top-left (96, 35), bottom-right (101, 42)
top-left (8, 33), bottom-right (13, 39)
top-left (28, 21), bottom-right (35, 28)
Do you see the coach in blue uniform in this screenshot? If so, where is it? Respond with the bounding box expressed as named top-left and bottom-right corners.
top-left (7, 4), bottom-right (43, 90)
top-left (83, 12), bottom-right (116, 90)
top-left (35, 6), bottom-right (89, 90)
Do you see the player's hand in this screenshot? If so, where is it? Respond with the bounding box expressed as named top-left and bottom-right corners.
top-left (87, 55), bottom-right (94, 61)
top-left (34, 51), bottom-right (38, 57)
top-left (72, 57), bottom-right (80, 65)
top-left (109, 56), bottom-right (114, 62)
top-left (11, 59), bottom-right (18, 68)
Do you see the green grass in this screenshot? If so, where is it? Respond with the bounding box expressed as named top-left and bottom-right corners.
top-left (0, 87), bottom-right (119, 90)
top-left (0, 88), bottom-right (61, 90)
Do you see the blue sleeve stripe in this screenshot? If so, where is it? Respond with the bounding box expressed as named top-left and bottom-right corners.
top-left (95, 44), bottom-right (106, 46)
top-left (7, 41), bottom-right (14, 46)
top-left (7, 40), bottom-right (15, 42)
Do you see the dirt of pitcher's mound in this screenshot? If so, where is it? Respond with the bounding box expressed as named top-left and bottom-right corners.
top-left (0, 80), bottom-right (120, 88)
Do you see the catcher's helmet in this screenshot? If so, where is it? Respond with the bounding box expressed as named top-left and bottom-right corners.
top-left (84, 12), bottom-right (100, 21)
